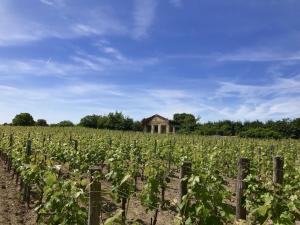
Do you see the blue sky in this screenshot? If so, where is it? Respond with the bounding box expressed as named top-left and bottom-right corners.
top-left (0, 0), bottom-right (300, 123)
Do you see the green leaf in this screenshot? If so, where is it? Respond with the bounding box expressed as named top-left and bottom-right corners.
top-left (257, 204), bottom-right (270, 217)
top-left (104, 209), bottom-right (123, 225)
top-left (120, 174), bottom-right (131, 185)
top-left (44, 172), bottom-right (57, 186)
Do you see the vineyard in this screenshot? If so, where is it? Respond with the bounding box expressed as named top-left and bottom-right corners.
top-left (0, 126), bottom-right (299, 225)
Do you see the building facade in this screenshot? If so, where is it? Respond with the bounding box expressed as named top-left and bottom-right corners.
top-left (142, 114), bottom-right (175, 134)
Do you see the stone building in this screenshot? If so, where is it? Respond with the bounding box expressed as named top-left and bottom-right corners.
top-left (142, 114), bottom-right (175, 134)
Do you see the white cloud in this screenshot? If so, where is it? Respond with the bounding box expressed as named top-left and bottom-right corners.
top-left (218, 96), bottom-right (300, 121)
top-left (161, 49), bottom-right (300, 63)
top-left (1, 73), bottom-right (299, 124)
top-left (213, 74), bottom-right (300, 121)
top-left (216, 75), bottom-right (300, 99)
top-left (0, 82), bottom-right (125, 123)
top-left (0, 46), bottom-right (160, 79)
top-left (39, 0), bottom-right (65, 7)
top-left (0, 59), bottom-right (92, 77)
top-left (0, 1), bottom-right (127, 46)
top-left (149, 89), bottom-right (189, 99)
top-left (169, 0), bottom-right (182, 8)
top-left (133, 0), bottom-right (157, 39)
top-left (102, 47), bottom-right (125, 61)
top-left (76, 43), bottom-right (160, 69)
top-left (214, 49), bottom-right (300, 62)
top-left (0, 1), bottom-right (50, 46)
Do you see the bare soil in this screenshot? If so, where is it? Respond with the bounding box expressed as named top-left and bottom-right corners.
top-left (0, 161), bottom-right (299, 225)
top-left (100, 174), bottom-right (179, 225)
top-left (0, 160), bottom-right (36, 225)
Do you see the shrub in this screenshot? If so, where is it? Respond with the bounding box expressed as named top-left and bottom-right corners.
top-left (36, 119), bottom-right (48, 126)
top-left (239, 128), bottom-right (282, 139)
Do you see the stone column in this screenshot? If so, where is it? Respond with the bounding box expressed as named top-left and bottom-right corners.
top-left (166, 125), bottom-right (170, 134)
top-left (172, 126), bottom-right (176, 134)
top-left (158, 124), bottom-right (162, 134)
top-left (151, 125), bottom-right (155, 134)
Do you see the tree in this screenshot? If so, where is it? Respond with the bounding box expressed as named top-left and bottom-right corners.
top-left (97, 116), bottom-right (109, 129)
top-left (173, 113), bottom-right (199, 133)
top-left (106, 112), bottom-right (125, 130)
top-left (132, 121), bottom-right (143, 131)
top-left (12, 113), bottom-right (35, 126)
top-left (291, 118), bottom-right (300, 139)
top-left (36, 119), bottom-right (48, 126)
top-left (79, 115), bottom-right (99, 128)
top-left (56, 120), bottom-right (74, 127)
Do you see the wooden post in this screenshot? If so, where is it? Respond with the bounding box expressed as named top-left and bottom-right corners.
top-left (168, 145), bottom-right (172, 171)
top-left (42, 136), bottom-right (46, 147)
top-left (24, 140), bottom-right (32, 205)
top-left (270, 145), bottom-right (274, 161)
top-left (9, 134), bottom-right (13, 147)
top-left (74, 140), bottom-right (78, 151)
top-left (179, 161), bottom-right (192, 202)
top-left (154, 140), bottom-right (157, 154)
top-left (25, 140), bottom-right (32, 161)
top-left (161, 185), bottom-right (165, 209)
top-left (7, 134), bottom-right (13, 172)
top-left (236, 158), bottom-right (250, 221)
top-left (88, 166), bottom-right (101, 225)
top-left (273, 156), bottom-right (283, 184)
top-left (121, 197), bottom-right (127, 223)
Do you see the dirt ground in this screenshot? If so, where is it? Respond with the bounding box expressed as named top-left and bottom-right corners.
top-left (100, 173), bottom-right (180, 225)
top-left (0, 160), bottom-right (36, 225)
top-left (0, 160), bottom-right (299, 225)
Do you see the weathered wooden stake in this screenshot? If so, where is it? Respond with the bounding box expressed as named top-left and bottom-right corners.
top-left (258, 147), bottom-right (262, 162)
top-left (42, 136), bottom-right (46, 147)
top-left (270, 145), bottom-right (274, 161)
top-left (236, 157), bottom-right (250, 221)
top-left (88, 166), bottom-right (101, 225)
top-left (273, 156), bottom-right (284, 184)
top-left (9, 134), bottom-right (13, 147)
top-left (161, 186), bottom-right (165, 209)
top-left (23, 140), bottom-right (32, 204)
top-left (74, 140), bottom-right (78, 151)
top-left (121, 197), bottom-right (127, 222)
top-left (179, 161), bottom-right (192, 202)
top-left (25, 140), bottom-right (32, 161)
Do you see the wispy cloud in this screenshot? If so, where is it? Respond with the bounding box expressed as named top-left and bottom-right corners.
top-left (0, 1), bottom-right (49, 46)
top-left (214, 74), bottom-right (300, 120)
top-left (0, 1), bottom-right (127, 46)
top-left (214, 49), bottom-right (300, 62)
top-left (161, 49), bottom-right (300, 63)
top-left (218, 96), bottom-right (300, 121)
top-left (39, 0), bottom-right (65, 7)
top-left (133, 0), bottom-right (157, 39)
top-left (0, 82), bottom-right (124, 123)
top-left (79, 42), bottom-right (160, 68)
top-left (216, 75), bottom-right (300, 99)
top-left (169, 0), bottom-right (182, 8)
top-left (0, 59), bottom-right (93, 77)
top-left (0, 46), bottom-right (160, 78)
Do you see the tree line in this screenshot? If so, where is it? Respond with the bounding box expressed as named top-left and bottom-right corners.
top-left (172, 114), bottom-right (300, 139)
top-left (2, 112), bottom-right (300, 139)
top-left (4, 112), bottom-right (142, 131)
